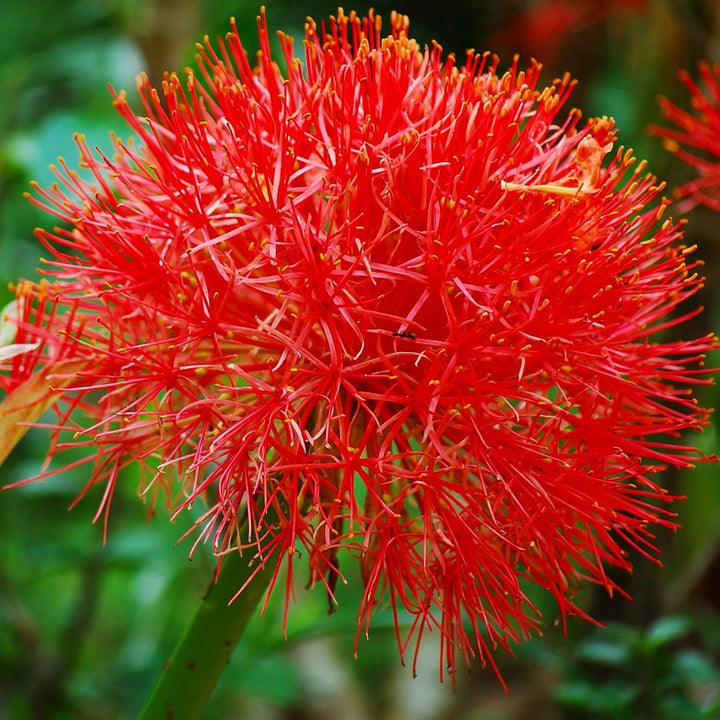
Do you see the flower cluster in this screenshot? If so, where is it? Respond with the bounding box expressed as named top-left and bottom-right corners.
top-left (2, 10), bottom-right (716, 679)
top-left (652, 62), bottom-right (720, 212)
top-left (488, 0), bottom-right (648, 68)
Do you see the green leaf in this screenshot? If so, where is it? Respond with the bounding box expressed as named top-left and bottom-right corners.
top-left (646, 616), bottom-right (692, 651)
top-left (672, 649), bottom-right (720, 685)
top-left (576, 639), bottom-right (632, 667)
top-left (556, 678), bottom-right (638, 712)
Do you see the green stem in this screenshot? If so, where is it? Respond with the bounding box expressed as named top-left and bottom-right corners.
top-left (137, 545), bottom-right (275, 720)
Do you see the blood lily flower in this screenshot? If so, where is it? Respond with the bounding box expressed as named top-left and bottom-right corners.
top-left (651, 62), bottom-right (720, 212)
top-left (487, 0), bottom-right (649, 69)
top-left (1, 9), bottom-right (716, 681)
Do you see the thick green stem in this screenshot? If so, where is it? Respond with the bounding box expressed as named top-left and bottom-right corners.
top-left (137, 546), bottom-right (275, 720)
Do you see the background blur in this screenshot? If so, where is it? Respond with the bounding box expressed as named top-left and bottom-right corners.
top-left (2, 1), bottom-right (720, 718)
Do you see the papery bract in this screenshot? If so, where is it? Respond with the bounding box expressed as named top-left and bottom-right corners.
top-left (2, 9), bottom-right (716, 681)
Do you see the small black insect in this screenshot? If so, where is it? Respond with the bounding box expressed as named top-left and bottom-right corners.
top-left (392, 330), bottom-right (416, 340)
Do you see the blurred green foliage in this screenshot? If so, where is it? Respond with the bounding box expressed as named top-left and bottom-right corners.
top-left (554, 617), bottom-right (720, 719)
top-left (2, 1), bottom-right (720, 718)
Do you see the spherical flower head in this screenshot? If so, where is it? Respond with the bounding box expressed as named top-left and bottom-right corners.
top-left (651, 62), bottom-right (720, 212)
top-left (2, 9), bottom-right (716, 681)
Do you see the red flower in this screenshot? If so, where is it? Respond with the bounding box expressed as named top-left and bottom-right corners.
top-left (2, 10), bottom-right (716, 681)
top-left (487, 0), bottom-right (648, 68)
top-left (651, 62), bottom-right (720, 212)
